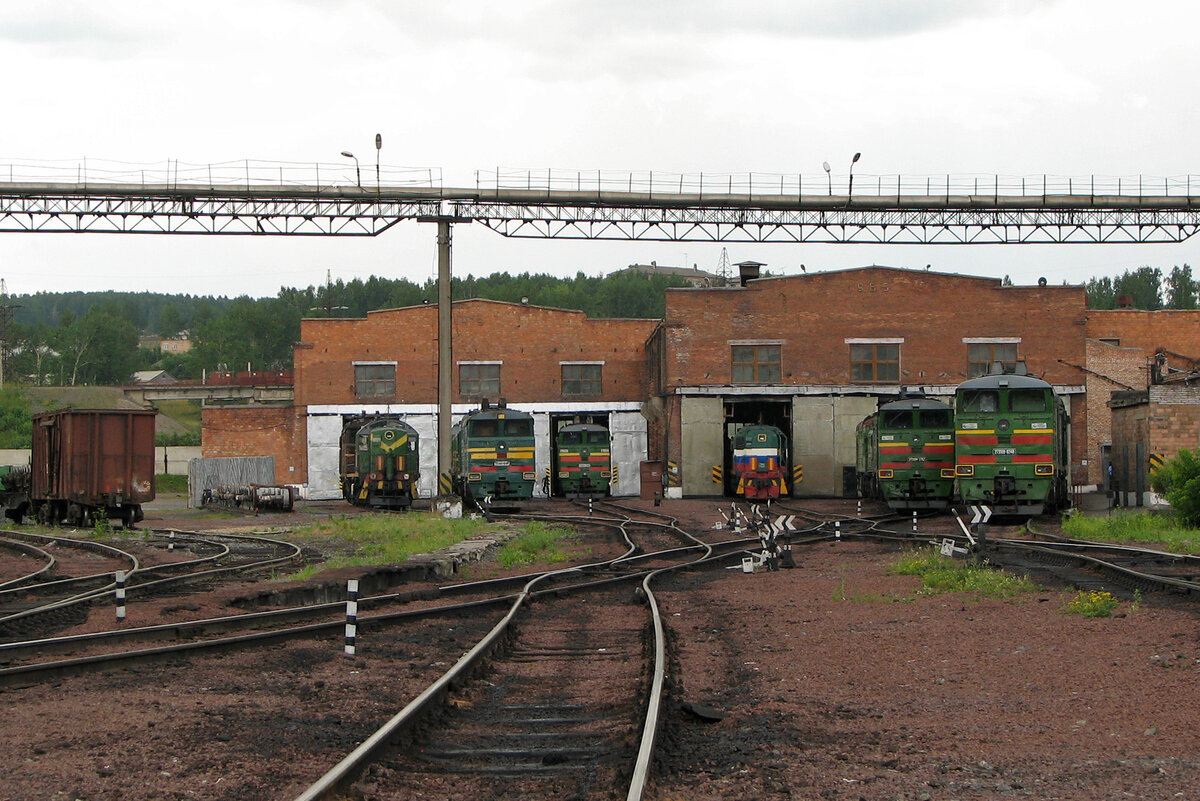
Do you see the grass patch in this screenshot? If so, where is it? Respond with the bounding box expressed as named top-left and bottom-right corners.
top-left (889, 547), bottom-right (1036, 599)
top-left (156, 474), bottom-right (188, 494)
top-left (1062, 509), bottom-right (1200, 554)
top-left (282, 512), bottom-right (494, 580)
top-left (496, 521), bottom-right (570, 568)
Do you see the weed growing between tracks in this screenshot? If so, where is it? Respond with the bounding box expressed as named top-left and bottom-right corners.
top-left (889, 547), bottom-right (1037, 599)
top-left (1062, 509), bottom-right (1200, 554)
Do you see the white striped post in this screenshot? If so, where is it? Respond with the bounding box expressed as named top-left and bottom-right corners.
top-left (912, 511), bottom-right (918, 535)
top-left (344, 579), bottom-right (359, 656)
top-left (115, 570), bottom-right (126, 621)
top-left (857, 499), bottom-right (862, 517)
top-left (168, 532), bottom-right (174, 552)
top-left (834, 520), bottom-right (841, 540)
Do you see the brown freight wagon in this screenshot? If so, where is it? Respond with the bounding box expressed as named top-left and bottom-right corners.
top-left (31, 408), bottom-right (156, 528)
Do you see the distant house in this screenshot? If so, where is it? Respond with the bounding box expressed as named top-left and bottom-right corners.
top-left (607, 261), bottom-right (722, 287)
top-left (131, 370), bottom-right (177, 385)
top-left (161, 337), bottom-right (193, 354)
top-left (138, 335), bottom-right (162, 350)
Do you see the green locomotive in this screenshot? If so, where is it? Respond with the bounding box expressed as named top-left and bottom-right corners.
top-left (451, 402), bottom-right (536, 502)
top-left (340, 416), bottom-right (420, 510)
top-left (954, 366), bottom-right (1070, 515)
top-left (856, 396), bottom-right (955, 510)
top-left (555, 423), bottom-right (611, 498)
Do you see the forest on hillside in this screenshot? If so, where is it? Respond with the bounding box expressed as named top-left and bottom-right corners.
top-left (1, 270), bottom-right (694, 386)
top-left (0, 264), bottom-right (1193, 389)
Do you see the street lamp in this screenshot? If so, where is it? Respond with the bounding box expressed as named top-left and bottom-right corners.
top-left (374, 133), bottom-right (382, 192)
top-left (848, 152), bottom-right (861, 197)
top-left (822, 161), bottom-right (832, 196)
top-left (341, 151), bottom-right (361, 188)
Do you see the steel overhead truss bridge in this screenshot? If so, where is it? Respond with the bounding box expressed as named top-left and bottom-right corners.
top-left (1, 170), bottom-right (1199, 243)
top-left (0, 185), bottom-right (442, 235)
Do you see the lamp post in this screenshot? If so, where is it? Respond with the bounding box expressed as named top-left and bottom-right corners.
top-left (848, 152), bottom-right (861, 197)
top-left (822, 161), bottom-right (831, 196)
top-left (340, 151), bottom-right (361, 188)
top-left (374, 133), bottom-right (381, 192)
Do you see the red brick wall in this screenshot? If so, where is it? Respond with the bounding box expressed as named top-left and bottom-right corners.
top-left (201, 406), bottom-right (307, 484)
top-left (662, 267), bottom-right (1088, 388)
top-left (1086, 309), bottom-right (1200, 361)
top-left (295, 299), bottom-right (658, 406)
top-left (1081, 340), bottom-right (1147, 485)
top-left (1148, 385), bottom-right (1200, 457)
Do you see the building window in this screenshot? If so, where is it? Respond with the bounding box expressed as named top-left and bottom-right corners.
top-left (561, 363), bottom-right (602, 397)
top-left (354, 363), bottom-right (395, 399)
top-left (460, 362), bottom-right (501, 398)
top-left (731, 345), bottom-right (781, 383)
top-left (850, 344), bottom-right (900, 383)
top-left (968, 343), bottom-right (1019, 378)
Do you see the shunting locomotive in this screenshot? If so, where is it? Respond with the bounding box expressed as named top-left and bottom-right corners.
top-left (855, 395), bottom-right (955, 510)
top-left (731, 424), bottom-right (789, 500)
top-left (555, 422), bottom-right (611, 498)
top-left (340, 416), bottom-right (420, 510)
top-left (954, 364), bottom-right (1070, 515)
top-left (451, 401), bottom-right (537, 502)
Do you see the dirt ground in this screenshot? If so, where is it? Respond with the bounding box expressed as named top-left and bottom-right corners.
top-left (2, 495), bottom-right (1198, 800)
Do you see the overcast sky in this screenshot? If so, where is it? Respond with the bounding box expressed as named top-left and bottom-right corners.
top-left (4, 0), bottom-right (1199, 299)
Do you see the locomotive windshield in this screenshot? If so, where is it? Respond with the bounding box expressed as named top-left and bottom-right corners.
top-left (470, 419), bottom-right (499, 438)
top-left (587, 430), bottom-right (607, 444)
top-left (503, 418), bottom-right (534, 438)
top-left (1010, 389), bottom-right (1048, 412)
top-left (881, 411), bottom-right (913, 429)
top-left (960, 390), bottom-right (999, 413)
top-left (561, 431), bottom-right (583, 445)
top-left (919, 409), bottom-right (952, 428)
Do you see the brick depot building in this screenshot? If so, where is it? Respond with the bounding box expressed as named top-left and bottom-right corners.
top-left (203, 265), bottom-right (1197, 502)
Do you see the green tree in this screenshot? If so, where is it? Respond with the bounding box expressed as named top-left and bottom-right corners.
top-left (1150, 449), bottom-right (1200, 526)
top-left (1165, 264), bottom-right (1197, 309)
top-left (0, 389), bottom-right (32, 448)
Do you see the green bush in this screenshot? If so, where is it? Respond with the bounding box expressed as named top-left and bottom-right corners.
top-left (1149, 449), bottom-right (1200, 526)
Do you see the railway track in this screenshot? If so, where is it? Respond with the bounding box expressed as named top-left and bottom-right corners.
top-left (0, 528), bottom-right (303, 640)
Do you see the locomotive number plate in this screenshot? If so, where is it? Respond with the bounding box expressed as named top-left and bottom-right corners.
top-left (992, 447), bottom-right (1016, 455)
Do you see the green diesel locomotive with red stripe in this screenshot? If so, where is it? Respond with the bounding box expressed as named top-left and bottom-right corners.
top-left (855, 396), bottom-right (956, 510)
top-left (954, 368), bottom-right (1069, 515)
top-left (555, 423), bottom-right (612, 498)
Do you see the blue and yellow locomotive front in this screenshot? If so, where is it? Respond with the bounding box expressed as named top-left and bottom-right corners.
top-left (452, 405), bottom-right (537, 501)
top-left (732, 424), bottom-right (788, 500)
top-left (954, 370), bottom-right (1069, 515)
top-left (342, 417), bottom-right (419, 510)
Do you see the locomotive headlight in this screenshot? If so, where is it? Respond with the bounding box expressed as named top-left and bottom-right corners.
top-left (522, 471), bottom-right (537, 480)
top-left (558, 471), bottom-right (568, 479)
top-left (1034, 463), bottom-right (1054, 475)
top-left (878, 469), bottom-right (894, 479)
top-left (940, 468), bottom-right (956, 478)
top-left (956, 464), bottom-right (974, 476)
top-left (468, 472), bottom-right (482, 482)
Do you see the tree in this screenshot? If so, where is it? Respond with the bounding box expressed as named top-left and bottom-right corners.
top-left (1150, 449), bottom-right (1200, 526)
top-left (1085, 267), bottom-right (1163, 309)
top-left (1165, 265), bottom-right (1197, 309)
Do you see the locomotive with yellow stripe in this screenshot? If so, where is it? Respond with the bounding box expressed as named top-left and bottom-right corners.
top-left (451, 401), bottom-right (537, 502)
top-left (731, 424), bottom-right (789, 500)
top-left (555, 423), bottom-right (611, 498)
top-left (340, 416), bottom-right (420, 510)
top-left (954, 367), bottom-right (1069, 515)
top-left (855, 396), bottom-right (956, 510)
